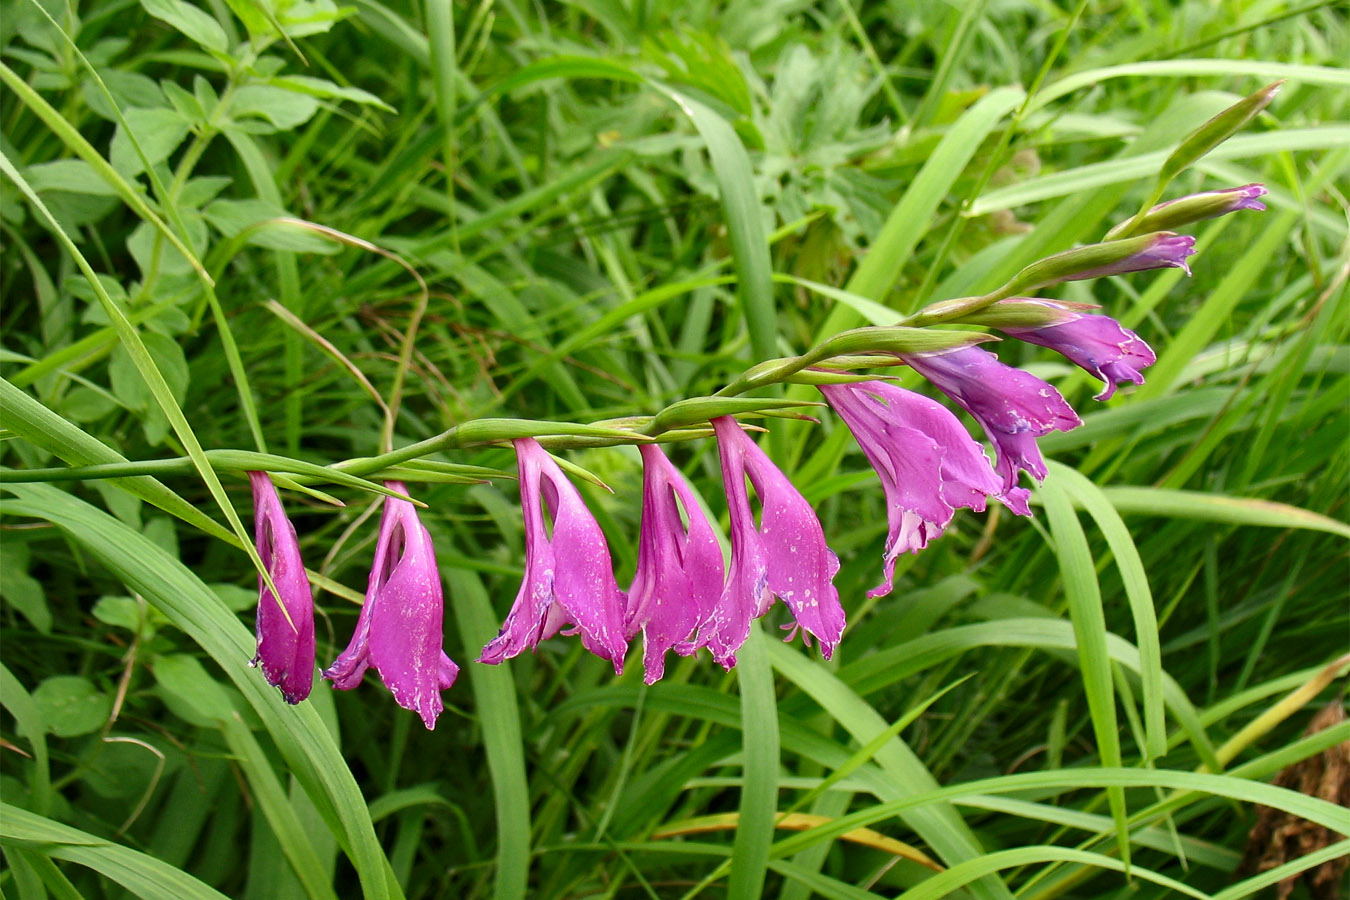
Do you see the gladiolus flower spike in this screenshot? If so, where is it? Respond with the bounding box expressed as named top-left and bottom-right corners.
top-left (324, 482), bottom-right (458, 730)
top-left (690, 417), bottom-right (845, 669)
top-left (478, 438), bottom-right (629, 672)
top-left (626, 444), bottom-right (725, 684)
top-left (819, 382), bottom-right (1008, 598)
top-left (902, 346), bottom-right (1082, 515)
top-left (249, 471), bottom-right (317, 704)
top-left (995, 300), bottom-right (1157, 401)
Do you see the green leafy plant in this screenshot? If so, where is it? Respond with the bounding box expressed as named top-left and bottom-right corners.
top-left (3, 2), bottom-right (1347, 900)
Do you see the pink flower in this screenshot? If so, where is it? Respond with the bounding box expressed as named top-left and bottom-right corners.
top-left (248, 472), bottom-right (316, 704)
top-left (902, 346), bottom-right (1082, 514)
top-left (625, 444), bottom-right (725, 684)
top-left (324, 482), bottom-right (458, 730)
top-left (994, 300), bottom-right (1157, 400)
top-left (819, 382), bottom-right (1008, 598)
top-left (478, 438), bottom-right (628, 672)
top-left (690, 417), bottom-right (845, 668)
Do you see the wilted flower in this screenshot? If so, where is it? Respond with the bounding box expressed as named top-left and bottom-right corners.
top-left (993, 300), bottom-right (1157, 400)
top-left (478, 438), bottom-right (628, 671)
top-left (324, 482), bottom-right (458, 730)
top-left (248, 471), bottom-right (316, 704)
top-left (819, 382), bottom-right (1008, 598)
top-left (690, 417), bottom-right (844, 668)
top-left (902, 346), bottom-right (1082, 514)
top-left (625, 444), bottom-right (725, 684)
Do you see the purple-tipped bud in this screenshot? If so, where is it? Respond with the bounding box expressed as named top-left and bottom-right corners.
top-left (1000, 232), bottom-right (1199, 297)
top-left (478, 439), bottom-right (628, 672)
top-left (901, 346), bottom-right (1082, 514)
top-left (1068, 233), bottom-right (1196, 281)
top-left (993, 299), bottom-right (1157, 400)
top-left (819, 382), bottom-right (1008, 598)
top-left (1109, 184), bottom-right (1267, 238)
top-left (1152, 183), bottom-right (1267, 215)
top-left (324, 482), bottom-right (458, 730)
top-left (625, 444), bottom-right (725, 684)
top-left (248, 471), bottom-right (316, 704)
top-left (690, 417), bottom-right (845, 668)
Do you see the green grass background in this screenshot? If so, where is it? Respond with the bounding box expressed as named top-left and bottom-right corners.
top-left (1, 1), bottom-right (1347, 898)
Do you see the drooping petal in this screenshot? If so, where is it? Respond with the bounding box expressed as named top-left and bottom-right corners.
top-left (819, 382), bottom-right (1006, 598)
top-left (478, 439), bottom-right (628, 671)
top-left (324, 482), bottom-right (457, 730)
top-left (995, 300), bottom-right (1157, 400)
top-left (902, 346), bottom-right (1081, 505)
top-left (692, 417), bottom-right (844, 668)
top-left (626, 444), bottom-right (725, 684)
top-left (248, 471), bottom-right (316, 704)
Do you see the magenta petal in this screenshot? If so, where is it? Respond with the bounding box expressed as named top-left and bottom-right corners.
top-left (479, 439), bottom-right (629, 672)
top-left (626, 444), bottom-right (725, 684)
top-left (820, 382), bottom-right (1005, 598)
top-left (903, 346), bottom-right (1081, 503)
top-left (998, 300), bottom-right (1156, 401)
top-left (248, 471), bottom-right (316, 704)
top-left (323, 482), bottom-right (457, 730)
top-left (692, 417), bottom-right (844, 668)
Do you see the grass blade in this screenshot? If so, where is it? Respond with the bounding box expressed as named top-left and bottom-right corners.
top-left (1049, 462), bottom-right (1168, 761)
top-left (728, 628), bottom-right (780, 900)
top-left (445, 567), bottom-right (530, 900)
top-left (0, 483), bottom-right (401, 900)
top-left (0, 803), bottom-right (232, 900)
top-left (1038, 474), bottom-right (1131, 867)
top-left (769, 641), bottom-right (1016, 900)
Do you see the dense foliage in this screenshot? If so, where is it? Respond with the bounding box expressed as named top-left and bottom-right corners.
top-left (2, 1), bottom-right (1347, 899)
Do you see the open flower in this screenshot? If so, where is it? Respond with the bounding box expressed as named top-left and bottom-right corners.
top-left (248, 471), bottom-right (316, 704)
top-left (902, 346), bottom-right (1082, 514)
top-left (993, 300), bottom-right (1157, 400)
top-left (819, 382), bottom-right (1008, 598)
top-left (625, 444), bottom-right (725, 684)
top-left (690, 417), bottom-right (844, 668)
top-left (478, 438), bottom-right (628, 672)
top-left (324, 483), bottom-right (458, 730)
